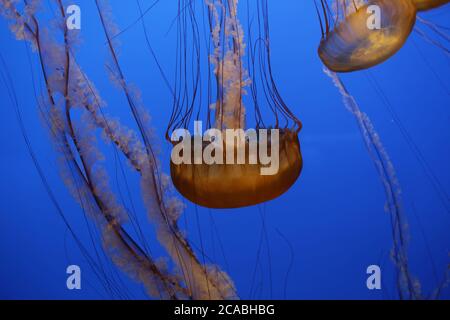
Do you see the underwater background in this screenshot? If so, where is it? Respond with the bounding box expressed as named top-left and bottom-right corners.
top-left (0, 0), bottom-right (449, 299)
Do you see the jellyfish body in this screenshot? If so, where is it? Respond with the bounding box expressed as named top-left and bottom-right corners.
top-left (412, 0), bottom-right (450, 11)
top-left (318, 0), bottom-right (417, 72)
top-left (171, 130), bottom-right (302, 209)
top-left (168, 0), bottom-right (302, 209)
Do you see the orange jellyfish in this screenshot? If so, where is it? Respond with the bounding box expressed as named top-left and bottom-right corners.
top-left (317, 0), bottom-right (417, 72)
top-left (412, 0), bottom-right (450, 11)
top-left (167, 0), bottom-right (302, 209)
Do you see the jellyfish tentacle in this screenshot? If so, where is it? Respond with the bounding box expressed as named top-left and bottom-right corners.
top-left (325, 68), bottom-right (421, 299)
top-left (94, 0), bottom-right (237, 300)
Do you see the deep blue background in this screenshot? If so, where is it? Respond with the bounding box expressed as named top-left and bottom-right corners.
top-left (0, 1), bottom-right (449, 299)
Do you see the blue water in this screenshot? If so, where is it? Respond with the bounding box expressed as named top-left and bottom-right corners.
top-left (0, 1), bottom-right (449, 300)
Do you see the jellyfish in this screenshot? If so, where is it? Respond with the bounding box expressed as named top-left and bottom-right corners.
top-left (320, 0), bottom-right (450, 294)
top-left (316, 0), bottom-right (417, 72)
top-left (167, 0), bottom-right (303, 209)
top-left (412, 0), bottom-right (450, 11)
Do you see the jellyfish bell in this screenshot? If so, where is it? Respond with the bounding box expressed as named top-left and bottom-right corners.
top-left (170, 128), bottom-right (302, 209)
top-left (168, 0), bottom-right (303, 209)
top-left (411, 0), bottom-right (450, 11)
top-left (318, 0), bottom-right (417, 72)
